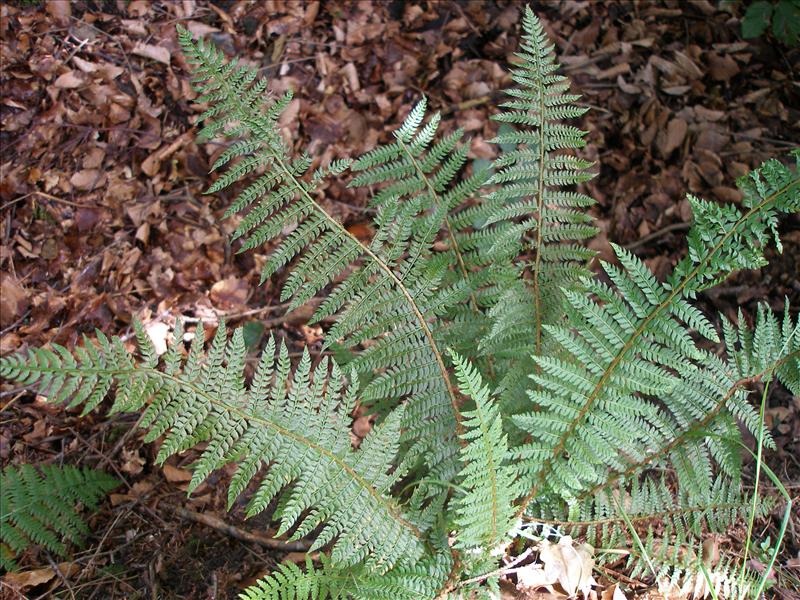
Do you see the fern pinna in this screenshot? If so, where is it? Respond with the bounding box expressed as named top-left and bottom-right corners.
top-left (1, 7), bottom-right (799, 598)
top-left (0, 464), bottom-right (118, 571)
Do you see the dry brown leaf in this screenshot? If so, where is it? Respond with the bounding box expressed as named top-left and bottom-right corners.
top-left (163, 464), bottom-right (193, 483)
top-left (3, 566), bottom-right (56, 589)
top-left (144, 320), bottom-right (170, 355)
top-left (45, 1), bottom-right (71, 26)
top-left (2, 562), bottom-right (78, 590)
top-left (70, 168), bottom-right (103, 191)
top-left (518, 537), bottom-right (596, 598)
top-left (707, 52), bottom-right (738, 82)
top-left (132, 42), bottom-right (171, 65)
top-left (0, 273), bottom-right (29, 327)
top-left (53, 70), bottom-right (84, 89)
top-left (210, 277), bottom-right (249, 309)
top-left (121, 447), bottom-right (145, 476)
top-left (658, 118), bottom-right (687, 157)
top-left (601, 584), bottom-right (630, 600)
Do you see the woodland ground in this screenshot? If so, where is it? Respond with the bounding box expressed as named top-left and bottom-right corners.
top-left (0, 1), bottom-right (798, 598)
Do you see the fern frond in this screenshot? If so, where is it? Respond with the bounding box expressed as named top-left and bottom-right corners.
top-left (0, 323), bottom-right (425, 571)
top-left (0, 464), bottom-right (118, 571)
top-left (449, 351), bottom-right (518, 551)
top-left (484, 6), bottom-right (597, 369)
top-left (178, 28), bottom-right (464, 482)
top-left (240, 551), bottom-right (451, 600)
top-left (513, 155), bottom-right (799, 512)
top-left (349, 100), bottom-right (515, 371)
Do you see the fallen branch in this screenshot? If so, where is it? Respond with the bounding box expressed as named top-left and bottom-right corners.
top-left (166, 504), bottom-right (313, 552)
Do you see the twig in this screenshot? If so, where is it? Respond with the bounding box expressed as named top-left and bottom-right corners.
top-left (624, 222), bottom-right (691, 251)
top-left (221, 302), bottom-right (290, 320)
top-left (44, 552), bottom-right (76, 600)
top-left (166, 504), bottom-right (313, 552)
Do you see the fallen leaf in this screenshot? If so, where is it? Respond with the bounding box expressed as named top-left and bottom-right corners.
top-left (133, 42), bottom-right (171, 65)
top-left (658, 118), bottom-right (687, 157)
top-left (210, 277), bottom-right (249, 309)
top-left (2, 562), bottom-right (78, 590)
top-left (70, 169), bottom-right (103, 191)
top-left (707, 52), bottom-right (738, 82)
top-left (518, 537), bottom-right (596, 598)
top-left (3, 567), bottom-right (55, 589)
top-left (163, 464), bottom-right (193, 483)
top-left (601, 584), bottom-right (630, 600)
top-left (0, 274), bottom-right (29, 327)
top-left (53, 70), bottom-right (84, 89)
top-left (121, 447), bottom-right (145, 476)
top-left (144, 320), bottom-right (170, 355)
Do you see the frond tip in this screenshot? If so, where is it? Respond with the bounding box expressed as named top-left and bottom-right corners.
top-left (0, 464), bottom-right (119, 571)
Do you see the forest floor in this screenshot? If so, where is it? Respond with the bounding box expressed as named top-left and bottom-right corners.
top-left (0, 1), bottom-right (798, 598)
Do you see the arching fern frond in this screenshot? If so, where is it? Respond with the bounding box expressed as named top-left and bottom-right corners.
top-left (483, 6), bottom-right (597, 383)
top-left (178, 28), bottom-right (465, 483)
top-left (0, 464), bottom-right (119, 571)
top-left (513, 154), bottom-right (799, 512)
top-left (448, 351), bottom-right (518, 552)
top-left (722, 301), bottom-right (799, 395)
top-left (0, 321), bottom-right (425, 571)
top-left (348, 101), bottom-right (515, 371)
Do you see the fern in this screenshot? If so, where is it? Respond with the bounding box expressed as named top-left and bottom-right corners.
top-left (0, 321), bottom-right (426, 571)
top-left (482, 6), bottom-right (597, 403)
top-left (0, 464), bottom-right (118, 571)
top-left (1, 9), bottom-right (798, 598)
top-left (513, 154), bottom-right (799, 510)
top-left (240, 551), bottom-right (451, 600)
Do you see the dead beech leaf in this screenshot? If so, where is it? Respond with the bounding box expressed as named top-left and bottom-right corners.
top-left (53, 70), bottom-right (84, 89)
top-left (518, 537), bottom-right (595, 598)
top-left (707, 52), bottom-right (738, 82)
top-left (3, 567), bottom-right (55, 589)
top-left (3, 562), bottom-right (78, 590)
top-left (658, 118), bottom-right (687, 157)
top-left (144, 320), bottom-right (170, 355)
top-left (601, 584), bottom-right (629, 600)
top-left (121, 448), bottom-right (145, 476)
top-left (0, 273), bottom-right (29, 327)
top-left (45, 1), bottom-right (71, 26)
top-left (70, 169), bottom-right (102, 191)
top-left (133, 42), bottom-right (171, 65)
top-left (210, 277), bottom-right (249, 309)
top-left (163, 464), bottom-right (193, 483)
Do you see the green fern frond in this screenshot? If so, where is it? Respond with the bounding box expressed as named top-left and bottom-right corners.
top-left (349, 99), bottom-right (515, 371)
top-left (449, 351), bottom-right (518, 552)
top-left (178, 28), bottom-right (465, 482)
top-left (513, 154), bottom-right (799, 511)
top-left (0, 322), bottom-right (425, 571)
top-left (722, 301), bottom-right (799, 395)
top-left (0, 464), bottom-right (118, 571)
top-left (484, 6), bottom-right (598, 370)
top-left (240, 551), bottom-right (451, 600)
